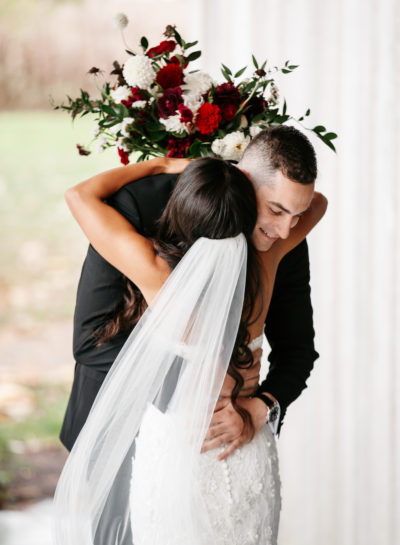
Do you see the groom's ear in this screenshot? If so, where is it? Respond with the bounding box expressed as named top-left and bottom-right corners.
top-left (239, 168), bottom-right (251, 179)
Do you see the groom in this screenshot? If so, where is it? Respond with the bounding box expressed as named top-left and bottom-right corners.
top-left (60, 125), bottom-right (319, 457)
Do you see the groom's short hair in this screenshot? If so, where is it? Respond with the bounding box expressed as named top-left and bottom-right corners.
top-left (239, 125), bottom-right (317, 188)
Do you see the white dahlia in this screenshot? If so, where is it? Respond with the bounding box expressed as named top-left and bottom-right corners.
top-left (110, 85), bottom-right (132, 104)
top-left (183, 93), bottom-right (203, 115)
top-left (123, 55), bottom-right (154, 89)
top-left (211, 131), bottom-right (250, 161)
top-left (249, 123), bottom-right (266, 138)
top-left (160, 114), bottom-right (189, 134)
top-left (182, 71), bottom-right (214, 96)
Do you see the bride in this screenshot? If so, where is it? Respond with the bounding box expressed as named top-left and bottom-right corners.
top-left (53, 155), bottom-right (326, 545)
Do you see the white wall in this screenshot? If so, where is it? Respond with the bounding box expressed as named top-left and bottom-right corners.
top-left (190, 1), bottom-right (400, 543)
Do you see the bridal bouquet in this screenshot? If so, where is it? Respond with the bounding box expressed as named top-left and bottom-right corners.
top-left (55, 17), bottom-right (337, 164)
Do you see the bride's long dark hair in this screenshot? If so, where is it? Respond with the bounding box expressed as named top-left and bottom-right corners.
top-left (95, 157), bottom-right (263, 437)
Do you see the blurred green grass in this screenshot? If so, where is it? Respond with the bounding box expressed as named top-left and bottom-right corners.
top-left (0, 110), bottom-right (120, 327)
top-left (0, 384), bottom-right (69, 444)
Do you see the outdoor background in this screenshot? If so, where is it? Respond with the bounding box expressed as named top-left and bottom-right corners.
top-left (0, 1), bottom-right (399, 544)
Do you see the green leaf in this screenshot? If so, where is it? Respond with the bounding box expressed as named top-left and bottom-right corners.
top-left (189, 140), bottom-right (201, 156)
top-left (313, 125), bottom-right (326, 133)
top-left (140, 36), bottom-right (148, 51)
top-left (261, 60), bottom-right (267, 70)
top-left (221, 67), bottom-right (232, 82)
top-left (184, 40), bottom-right (198, 49)
top-left (221, 63), bottom-right (232, 75)
top-left (282, 99), bottom-right (287, 115)
top-left (125, 49), bottom-right (136, 56)
top-left (306, 108), bottom-right (311, 116)
top-left (288, 65), bottom-right (299, 70)
top-left (172, 28), bottom-right (183, 46)
top-left (252, 55), bottom-right (259, 69)
top-left (281, 68), bottom-right (291, 74)
top-left (317, 132), bottom-right (337, 151)
top-left (234, 66), bottom-right (247, 78)
top-left (324, 132), bottom-right (338, 140)
top-left (99, 118), bottom-right (120, 128)
top-left (186, 50), bottom-right (202, 62)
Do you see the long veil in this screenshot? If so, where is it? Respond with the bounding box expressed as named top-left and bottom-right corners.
top-left (53, 234), bottom-right (247, 545)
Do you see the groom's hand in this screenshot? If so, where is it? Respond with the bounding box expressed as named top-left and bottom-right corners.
top-left (201, 347), bottom-right (266, 460)
top-left (201, 396), bottom-right (268, 460)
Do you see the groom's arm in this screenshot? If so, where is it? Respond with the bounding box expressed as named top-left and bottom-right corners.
top-left (202, 239), bottom-right (318, 460)
top-left (259, 239), bottom-right (319, 434)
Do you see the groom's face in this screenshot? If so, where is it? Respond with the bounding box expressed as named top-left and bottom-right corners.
top-left (251, 170), bottom-right (315, 252)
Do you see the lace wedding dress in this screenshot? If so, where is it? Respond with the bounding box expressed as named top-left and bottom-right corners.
top-left (53, 236), bottom-right (281, 545)
top-left (129, 334), bottom-right (282, 545)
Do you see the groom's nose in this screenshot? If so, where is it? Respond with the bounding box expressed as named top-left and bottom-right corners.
top-left (276, 217), bottom-right (293, 239)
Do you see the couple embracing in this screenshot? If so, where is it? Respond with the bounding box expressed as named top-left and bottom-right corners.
top-left (53, 125), bottom-right (327, 545)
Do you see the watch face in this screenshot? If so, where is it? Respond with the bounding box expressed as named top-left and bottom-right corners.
top-left (269, 405), bottom-right (279, 422)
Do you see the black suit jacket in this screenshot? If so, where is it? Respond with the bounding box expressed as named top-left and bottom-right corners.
top-left (60, 173), bottom-right (319, 450)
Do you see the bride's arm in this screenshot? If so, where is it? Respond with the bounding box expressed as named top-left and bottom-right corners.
top-left (273, 191), bottom-right (328, 262)
top-left (65, 157), bottom-right (189, 303)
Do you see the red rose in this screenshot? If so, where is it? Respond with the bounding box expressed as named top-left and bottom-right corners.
top-left (158, 87), bottom-right (183, 119)
top-left (196, 103), bottom-right (222, 135)
top-left (213, 82), bottom-right (241, 108)
top-left (131, 86), bottom-right (146, 101)
top-left (221, 104), bottom-right (238, 121)
top-left (178, 103), bottom-right (193, 124)
top-left (156, 63), bottom-right (184, 89)
top-left (166, 136), bottom-right (191, 158)
top-left (120, 87), bottom-right (147, 108)
top-left (117, 147), bottom-right (129, 165)
top-left (169, 55), bottom-right (189, 69)
top-left (147, 40), bottom-right (176, 58)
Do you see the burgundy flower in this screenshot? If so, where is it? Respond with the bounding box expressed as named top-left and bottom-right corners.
top-left (147, 40), bottom-right (176, 58)
top-left (121, 86), bottom-right (147, 108)
top-left (166, 136), bottom-right (191, 158)
top-left (213, 82), bottom-right (241, 109)
top-left (178, 103), bottom-right (193, 124)
top-left (255, 68), bottom-right (266, 77)
top-left (76, 144), bottom-right (90, 156)
top-left (196, 103), bottom-right (222, 135)
top-left (117, 147), bottom-right (129, 165)
top-left (244, 95), bottom-right (267, 118)
top-left (221, 104), bottom-right (238, 121)
top-left (158, 87), bottom-right (183, 119)
top-left (156, 63), bottom-right (184, 89)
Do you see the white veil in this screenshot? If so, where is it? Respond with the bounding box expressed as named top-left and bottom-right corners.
top-left (53, 234), bottom-right (248, 545)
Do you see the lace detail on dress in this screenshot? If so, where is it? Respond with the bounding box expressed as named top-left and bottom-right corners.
top-left (130, 404), bottom-right (281, 545)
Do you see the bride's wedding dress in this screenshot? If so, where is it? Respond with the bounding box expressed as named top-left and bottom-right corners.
top-left (53, 236), bottom-right (281, 545)
top-left (130, 334), bottom-right (281, 545)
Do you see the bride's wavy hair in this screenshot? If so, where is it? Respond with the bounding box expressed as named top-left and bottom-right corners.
top-left (95, 157), bottom-right (263, 437)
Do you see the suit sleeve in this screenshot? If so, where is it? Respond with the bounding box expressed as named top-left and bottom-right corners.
top-left (106, 183), bottom-right (142, 230)
top-left (259, 239), bottom-right (319, 434)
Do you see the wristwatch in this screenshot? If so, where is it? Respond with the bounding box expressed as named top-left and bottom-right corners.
top-left (252, 392), bottom-right (280, 424)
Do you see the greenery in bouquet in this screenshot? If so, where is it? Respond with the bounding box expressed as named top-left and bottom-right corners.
top-left (54, 16), bottom-right (337, 165)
